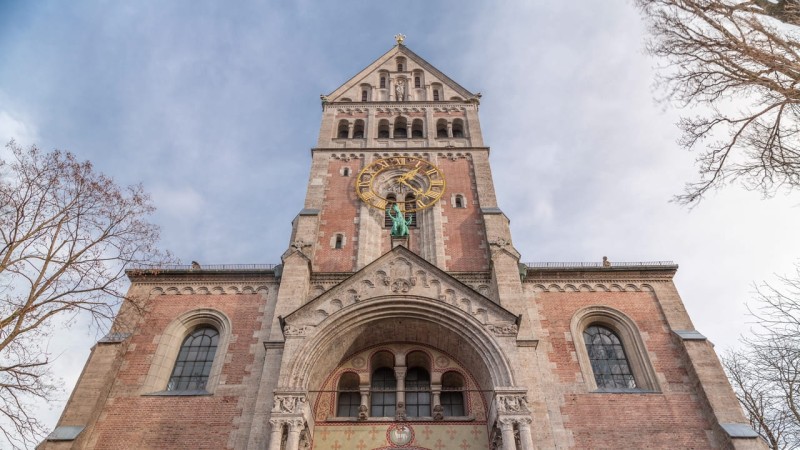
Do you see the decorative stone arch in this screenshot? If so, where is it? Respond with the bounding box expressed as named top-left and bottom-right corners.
top-left (141, 308), bottom-right (232, 394)
top-left (570, 305), bottom-right (659, 392)
top-left (281, 296), bottom-right (516, 398)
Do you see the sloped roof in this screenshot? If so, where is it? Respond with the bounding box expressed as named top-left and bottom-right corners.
top-left (326, 44), bottom-right (476, 101)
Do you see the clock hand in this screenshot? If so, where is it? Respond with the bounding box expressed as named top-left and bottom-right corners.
top-left (399, 168), bottom-right (419, 182)
top-left (398, 178), bottom-right (422, 194)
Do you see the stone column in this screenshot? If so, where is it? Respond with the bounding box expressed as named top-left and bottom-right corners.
top-left (517, 418), bottom-right (534, 450)
top-left (431, 384), bottom-right (443, 420)
top-left (285, 419), bottom-right (304, 450)
top-left (366, 107), bottom-right (376, 147)
top-left (431, 385), bottom-right (442, 406)
top-left (499, 418), bottom-right (518, 450)
top-left (267, 419), bottom-right (284, 450)
top-left (360, 385), bottom-right (370, 419)
top-left (395, 366), bottom-right (407, 405)
top-left (348, 122), bottom-right (354, 139)
top-left (446, 122), bottom-right (453, 138)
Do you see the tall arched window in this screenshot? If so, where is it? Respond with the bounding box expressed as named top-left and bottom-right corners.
top-left (378, 119), bottom-right (390, 138)
top-left (431, 83), bottom-right (443, 102)
top-left (452, 119), bottom-right (464, 138)
top-left (394, 117), bottom-right (408, 138)
top-left (337, 120), bottom-right (349, 139)
top-left (572, 306), bottom-right (659, 392)
top-left (353, 120), bottom-right (365, 139)
top-left (380, 76), bottom-right (387, 89)
top-left (405, 367), bottom-right (431, 417)
top-left (583, 325), bottom-right (636, 389)
top-left (361, 90), bottom-right (368, 102)
top-left (334, 234), bottom-right (344, 249)
top-left (336, 372), bottom-right (361, 417)
top-left (411, 119), bottom-right (424, 138)
top-left (441, 371), bottom-right (465, 416)
top-left (370, 367), bottom-right (397, 417)
top-left (436, 119), bottom-right (448, 138)
top-left (167, 327), bottom-right (219, 391)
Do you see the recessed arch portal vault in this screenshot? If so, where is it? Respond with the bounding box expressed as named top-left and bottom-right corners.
top-left (282, 296), bottom-right (517, 401)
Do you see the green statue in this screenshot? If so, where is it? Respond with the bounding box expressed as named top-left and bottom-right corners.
top-left (387, 203), bottom-right (412, 237)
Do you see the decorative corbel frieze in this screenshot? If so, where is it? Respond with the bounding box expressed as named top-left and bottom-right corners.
top-left (486, 323), bottom-right (518, 337)
top-left (283, 324), bottom-right (315, 338)
top-left (496, 393), bottom-right (530, 414)
top-left (272, 394), bottom-right (308, 414)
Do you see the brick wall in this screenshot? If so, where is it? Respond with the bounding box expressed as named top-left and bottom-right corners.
top-left (84, 294), bottom-right (264, 449)
top-left (439, 157), bottom-right (489, 272)
top-left (314, 159), bottom-right (359, 272)
top-left (536, 291), bottom-right (714, 448)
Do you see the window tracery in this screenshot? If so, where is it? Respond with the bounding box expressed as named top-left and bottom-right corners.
top-left (583, 325), bottom-right (636, 389)
top-left (571, 306), bottom-right (659, 392)
top-left (167, 327), bottom-right (219, 391)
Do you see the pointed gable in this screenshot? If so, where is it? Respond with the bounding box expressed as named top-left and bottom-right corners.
top-left (282, 246), bottom-right (518, 336)
top-left (326, 44), bottom-right (476, 103)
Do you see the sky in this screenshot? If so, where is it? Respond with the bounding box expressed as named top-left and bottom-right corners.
top-left (1, 0), bottom-right (798, 446)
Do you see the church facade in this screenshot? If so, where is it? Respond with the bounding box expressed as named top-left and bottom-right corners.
top-left (43, 39), bottom-right (764, 450)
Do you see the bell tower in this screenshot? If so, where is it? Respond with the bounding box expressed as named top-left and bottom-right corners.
top-left (290, 36), bottom-right (515, 281)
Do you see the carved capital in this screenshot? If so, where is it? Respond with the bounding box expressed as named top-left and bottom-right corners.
top-left (498, 417), bottom-right (516, 429)
top-left (288, 418), bottom-right (305, 432)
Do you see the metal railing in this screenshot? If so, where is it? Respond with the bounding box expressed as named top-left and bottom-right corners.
top-left (523, 261), bottom-right (675, 269)
top-left (127, 263), bottom-right (277, 271)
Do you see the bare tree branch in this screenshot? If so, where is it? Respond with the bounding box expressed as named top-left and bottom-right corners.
top-left (636, 0), bottom-right (800, 205)
top-left (0, 141), bottom-right (173, 448)
top-left (722, 265), bottom-right (800, 449)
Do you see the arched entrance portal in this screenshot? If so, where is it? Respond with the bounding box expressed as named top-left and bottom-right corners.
top-left (277, 296), bottom-right (518, 449)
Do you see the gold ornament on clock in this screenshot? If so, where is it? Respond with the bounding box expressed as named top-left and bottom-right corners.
top-left (355, 156), bottom-right (446, 212)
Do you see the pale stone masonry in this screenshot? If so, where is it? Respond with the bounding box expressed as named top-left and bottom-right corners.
top-left (42, 41), bottom-right (764, 449)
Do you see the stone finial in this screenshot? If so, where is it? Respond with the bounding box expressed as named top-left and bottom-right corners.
top-left (190, 261), bottom-right (201, 270)
top-left (394, 33), bottom-right (406, 45)
top-left (602, 256), bottom-right (611, 267)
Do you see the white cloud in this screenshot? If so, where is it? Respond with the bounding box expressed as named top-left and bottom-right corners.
top-left (0, 109), bottom-right (38, 147)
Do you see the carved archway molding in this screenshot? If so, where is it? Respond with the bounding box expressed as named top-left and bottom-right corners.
top-left (280, 295), bottom-right (517, 393)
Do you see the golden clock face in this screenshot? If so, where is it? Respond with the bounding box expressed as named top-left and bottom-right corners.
top-left (355, 156), bottom-right (446, 212)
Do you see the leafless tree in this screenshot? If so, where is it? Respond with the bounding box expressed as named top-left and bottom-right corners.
top-left (723, 267), bottom-right (800, 449)
top-left (0, 141), bottom-right (171, 449)
top-left (636, 0), bottom-right (800, 205)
